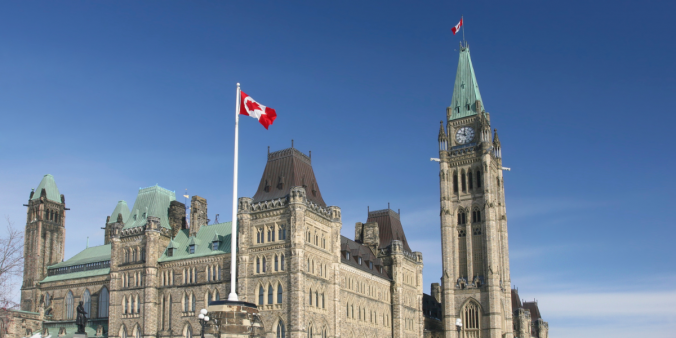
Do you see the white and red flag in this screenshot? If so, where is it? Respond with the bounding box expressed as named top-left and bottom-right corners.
top-left (239, 91), bottom-right (277, 129)
top-left (452, 17), bottom-right (463, 35)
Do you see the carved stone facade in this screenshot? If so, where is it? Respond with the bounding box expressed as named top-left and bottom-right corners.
top-left (16, 147), bottom-right (424, 338)
top-left (434, 43), bottom-right (548, 338)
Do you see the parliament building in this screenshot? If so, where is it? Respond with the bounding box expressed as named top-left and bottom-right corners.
top-left (4, 43), bottom-right (548, 338)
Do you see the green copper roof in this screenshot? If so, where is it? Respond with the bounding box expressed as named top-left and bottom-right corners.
top-left (31, 174), bottom-right (61, 202)
top-left (48, 244), bottom-right (111, 269)
top-left (159, 222), bottom-right (232, 262)
top-left (108, 200), bottom-right (130, 224)
top-left (40, 267), bottom-right (110, 283)
top-left (123, 185), bottom-right (176, 230)
top-left (449, 45), bottom-right (485, 120)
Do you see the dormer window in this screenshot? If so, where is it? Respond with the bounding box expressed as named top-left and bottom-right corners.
top-left (167, 248), bottom-right (174, 257)
top-left (212, 241), bottom-right (219, 250)
top-left (346, 252), bottom-right (350, 260)
top-left (379, 266), bottom-right (383, 274)
top-left (358, 257), bottom-right (362, 265)
top-left (189, 245), bottom-right (196, 254)
top-left (369, 261), bottom-right (373, 270)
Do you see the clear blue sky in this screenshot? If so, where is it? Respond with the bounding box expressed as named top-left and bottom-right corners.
top-left (1, 1), bottom-right (674, 337)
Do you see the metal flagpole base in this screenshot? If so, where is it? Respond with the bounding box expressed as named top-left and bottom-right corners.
top-left (227, 293), bottom-right (239, 301)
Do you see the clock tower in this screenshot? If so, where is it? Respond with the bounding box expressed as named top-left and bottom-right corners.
top-left (437, 43), bottom-right (513, 338)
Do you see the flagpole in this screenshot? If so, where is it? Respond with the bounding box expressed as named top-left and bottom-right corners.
top-left (228, 83), bottom-right (241, 302)
top-left (462, 15), bottom-right (465, 44)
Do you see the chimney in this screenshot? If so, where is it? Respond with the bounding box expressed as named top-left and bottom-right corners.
top-left (362, 222), bottom-right (380, 254)
top-left (354, 222), bottom-right (364, 243)
top-left (168, 201), bottom-right (187, 238)
top-left (431, 283), bottom-right (441, 303)
top-left (190, 196), bottom-right (208, 236)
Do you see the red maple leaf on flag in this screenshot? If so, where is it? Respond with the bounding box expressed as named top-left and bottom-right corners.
top-left (246, 100), bottom-right (262, 112)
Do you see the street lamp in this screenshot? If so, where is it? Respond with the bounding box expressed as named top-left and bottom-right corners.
top-left (197, 309), bottom-right (210, 338)
top-left (455, 318), bottom-right (462, 337)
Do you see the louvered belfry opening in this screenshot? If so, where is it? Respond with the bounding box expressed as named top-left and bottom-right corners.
top-left (252, 147), bottom-right (326, 207)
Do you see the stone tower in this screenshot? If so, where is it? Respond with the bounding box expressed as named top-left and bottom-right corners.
top-left (437, 43), bottom-right (513, 338)
top-left (21, 174), bottom-right (67, 312)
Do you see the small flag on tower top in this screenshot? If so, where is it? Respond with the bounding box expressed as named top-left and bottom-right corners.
top-left (239, 91), bottom-right (277, 129)
top-left (452, 18), bottom-right (463, 35)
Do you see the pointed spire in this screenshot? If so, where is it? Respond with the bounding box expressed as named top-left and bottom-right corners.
top-left (449, 44), bottom-right (484, 121)
top-left (493, 129), bottom-right (501, 145)
top-left (438, 121), bottom-right (447, 141)
top-left (31, 174), bottom-right (61, 202)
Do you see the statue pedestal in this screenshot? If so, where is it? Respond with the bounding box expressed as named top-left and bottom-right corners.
top-left (206, 300), bottom-right (264, 338)
top-left (74, 333), bottom-right (88, 338)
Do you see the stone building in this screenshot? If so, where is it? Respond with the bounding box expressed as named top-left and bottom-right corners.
top-left (14, 146), bottom-right (424, 338)
top-left (432, 42), bottom-right (549, 338)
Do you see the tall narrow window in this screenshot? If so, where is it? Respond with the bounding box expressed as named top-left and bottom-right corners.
top-left (453, 172), bottom-right (459, 193)
top-left (277, 284), bottom-right (283, 303)
top-left (83, 290), bottom-right (91, 318)
top-left (468, 171), bottom-right (474, 190)
top-left (65, 291), bottom-right (74, 319)
top-left (268, 285), bottom-right (274, 304)
top-left (275, 255), bottom-right (279, 271)
top-left (267, 228), bottom-right (271, 242)
top-left (281, 254), bottom-right (285, 271)
top-left (461, 170), bottom-right (467, 192)
top-left (277, 320), bottom-right (285, 338)
top-left (271, 227), bottom-right (275, 241)
top-left (262, 257), bottom-right (267, 272)
top-left (191, 293), bottom-right (195, 311)
top-left (472, 227), bottom-right (484, 278)
top-left (476, 170), bottom-right (482, 188)
top-left (256, 229), bottom-right (261, 244)
top-left (184, 294), bottom-right (189, 312)
top-left (256, 257), bottom-right (260, 273)
top-left (45, 293), bottom-right (51, 307)
top-left (259, 286), bottom-right (264, 305)
top-left (458, 229), bottom-right (468, 279)
top-left (462, 301), bottom-right (481, 338)
top-left (309, 289), bottom-right (313, 305)
top-left (497, 177), bottom-right (500, 187)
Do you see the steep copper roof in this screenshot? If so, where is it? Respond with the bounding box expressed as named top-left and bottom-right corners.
top-left (340, 236), bottom-right (390, 279)
top-left (366, 208), bottom-right (412, 252)
top-left (252, 147), bottom-right (326, 207)
top-left (522, 301), bottom-right (542, 321)
top-left (511, 288), bottom-right (522, 312)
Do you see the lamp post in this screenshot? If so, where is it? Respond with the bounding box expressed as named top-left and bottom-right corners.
top-left (197, 309), bottom-right (210, 338)
top-left (455, 318), bottom-right (462, 338)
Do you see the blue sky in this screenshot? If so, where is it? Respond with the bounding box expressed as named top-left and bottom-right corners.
top-left (1, 1), bottom-right (675, 337)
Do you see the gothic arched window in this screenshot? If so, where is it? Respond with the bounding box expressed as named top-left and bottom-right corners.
top-left (476, 170), bottom-right (482, 188)
top-left (462, 301), bottom-right (481, 337)
top-left (268, 285), bottom-right (274, 304)
top-left (277, 284), bottom-right (283, 304)
top-left (281, 254), bottom-right (285, 271)
top-left (453, 171), bottom-right (459, 193)
top-left (277, 320), bottom-right (285, 338)
top-left (44, 293), bottom-right (50, 307)
top-left (83, 289), bottom-right (91, 318)
top-left (65, 291), bottom-right (74, 319)
top-left (259, 286), bottom-right (264, 305)
top-left (274, 255), bottom-right (279, 271)
top-left (256, 257), bottom-right (260, 273)
top-left (468, 171), bottom-right (474, 190)
top-left (461, 170), bottom-right (467, 192)
top-left (262, 257), bottom-right (267, 272)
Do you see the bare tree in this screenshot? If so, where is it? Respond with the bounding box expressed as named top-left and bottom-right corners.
top-left (0, 217), bottom-right (23, 309)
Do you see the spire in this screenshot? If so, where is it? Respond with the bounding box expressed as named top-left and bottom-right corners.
top-left (449, 43), bottom-right (484, 121)
top-left (438, 121), bottom-right (447, 141)
top-left (108, 201), bottom-right (130, 224)
top-left (493, 129), bottom-right (501, 145)
top-left (31, 174), bottom-right (61, 202)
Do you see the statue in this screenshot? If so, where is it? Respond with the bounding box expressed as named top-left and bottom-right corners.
top-left (76, 301), bottom-right (88, 334)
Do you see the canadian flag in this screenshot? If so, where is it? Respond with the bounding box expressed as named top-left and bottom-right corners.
top-left (239, 91), bottom-right (277, 129)
top-left (452, 18), bottom-right (463, 35)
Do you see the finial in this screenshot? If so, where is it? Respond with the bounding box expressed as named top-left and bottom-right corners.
top-left (309, 150), bottom-right (311, 159)
top-left (388, 202), bottom-right (390, 210)
top-left (292, 139), bottom-right (294, 148)
top-left (368, 206), bottom-right (370, 213)
top-left (398, 208), bottom-right (400, 215)
top-left (268, 146), bottom-right (270, 155)
top-left (237, 83), bottom-right (240, 87)
top-left (86, 237), bottom-right (89, 248)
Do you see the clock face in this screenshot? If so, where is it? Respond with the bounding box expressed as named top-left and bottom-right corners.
top-left (455, 127), bottom-right (475, 144)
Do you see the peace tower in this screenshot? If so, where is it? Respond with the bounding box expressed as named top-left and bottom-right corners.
top-left (436, 43), bottom-right (513, 338)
